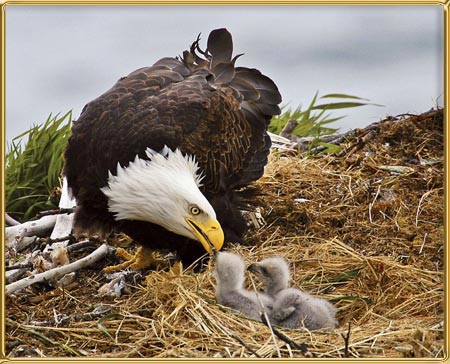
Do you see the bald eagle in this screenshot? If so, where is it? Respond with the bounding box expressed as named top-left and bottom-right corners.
top-left (64, 28), bottom-right (281, 269)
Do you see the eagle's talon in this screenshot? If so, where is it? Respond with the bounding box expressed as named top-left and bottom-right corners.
top-left (103, 246), bottom-right (169, 273)
top-left (115, 247), bottom-right (135, 261)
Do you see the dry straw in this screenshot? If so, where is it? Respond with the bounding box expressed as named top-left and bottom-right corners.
top-left (6, 110), bottom-right (444, 358)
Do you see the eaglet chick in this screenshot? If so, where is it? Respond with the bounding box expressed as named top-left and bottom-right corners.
top-left (214, 252), bottom-right (273, 321)
top-left (248, 256), bottom-right (338, 330)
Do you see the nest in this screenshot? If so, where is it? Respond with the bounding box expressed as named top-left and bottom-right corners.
top-left (5, 109), bottom-right (444, 359)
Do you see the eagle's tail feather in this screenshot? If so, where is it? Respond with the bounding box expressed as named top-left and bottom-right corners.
top-left (184, 28), bottom-right (281, 189)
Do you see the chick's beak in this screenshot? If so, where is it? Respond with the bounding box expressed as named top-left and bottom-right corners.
top-left (185, 217), bottom-right (224, 254)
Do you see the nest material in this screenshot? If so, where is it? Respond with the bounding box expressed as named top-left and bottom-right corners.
top-left (5, 109), bottom-right (444, 358)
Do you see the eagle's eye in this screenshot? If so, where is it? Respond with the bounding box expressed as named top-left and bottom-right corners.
top-left (189, 205), bottom-right (202, 215)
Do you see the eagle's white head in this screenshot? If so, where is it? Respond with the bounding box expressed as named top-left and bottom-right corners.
top-left (101, 146), bottom-right (224, 254)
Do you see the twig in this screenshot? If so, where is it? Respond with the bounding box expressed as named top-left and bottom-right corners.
top-left (6, 215), bottom-right (57, 248)
top-left (44, 235), bottom-right (76, 245)
top-left (260, 314), bottom-right (311, 356)
top-left (6, 262), bottom-right (33, 271)
top-left (418, 233), bottom-right (428, 255)
top-left (415, 189), bottom-right (440, 227)
top-left (13, 236), bottom-right (38, 253)
top-left (6, 243), bottom-right (110, 295)
top-left (5, 213), bottom-right (21, 226)
top-left (342, 130), bottom-right (377, 158)
top-left (231, 334), bottom-right (261, 358)
top-left (67, 239), bottom-right (97, 253)
top-left (280, 119), bottom-right (298, 139)
top-left (6, 268), bottom-right (29, 284)
top-left (268, 131), bottom-right (297, 151)
top-left (36, 207), bottom-right (75, 218)
top-left (341, 322), bottom-right (352, 357)
top-left (286, 343), bottom-right (293, 358)
top-left (277, 120), bottom-right (378, 155)
top-left (6, 340), bottom-right (22, 351)
top-left (248, 273), bottom-right (281, 358)
top-left (368, 185), bottom-right (381, 224)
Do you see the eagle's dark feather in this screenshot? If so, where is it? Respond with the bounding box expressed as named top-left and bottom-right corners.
top-left (64, 28), bottom-right (281, 266)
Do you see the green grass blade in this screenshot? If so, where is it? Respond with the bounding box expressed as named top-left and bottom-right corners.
top-left (269, 90), bottom-right (378, 145)
top-left (324, 267), bottom-right (363, 282)
top-left (97, 313), bottom-right (123, 341)
top-left (321, 93), bottom-right (370, 101)
top-left (5, 110), bottom-right (72, 220)
top-left (312, 101), bottom-right (375, 110)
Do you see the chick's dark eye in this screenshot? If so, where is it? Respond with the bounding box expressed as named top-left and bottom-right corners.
top-left (190, 205), bottom-right (201, 215)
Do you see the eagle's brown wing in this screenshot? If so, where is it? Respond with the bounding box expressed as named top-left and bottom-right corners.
top-left (64, 28), bottom-right (281, 238)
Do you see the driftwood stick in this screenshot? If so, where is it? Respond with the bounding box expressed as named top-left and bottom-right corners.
top-left (268, 131), bottom-right (297, 151)
top-left (6, 251), bottom-right (36, 284)
top-left (50, 177), bottom-right (76, 241)
top-left (6, 268), bottom-right (28, 284)
top-left (67, 239), bottom-right (96, 253)
top-left (6, 244), bottom-right (110, 295)
top-left (280, 119), bottom-right (298, 139)
top-left (45, 235), bottom-right (76, 245)
top-left (5, 213), bottom-right (21, 226)
top-left (15, 236), bottom-right (38, 252)
top-left (50, 215), bottom-right (75, 242)
top-left (6, 216), bottom-right (57, 248)
top-left (6, 262), bottom-right (34, 271)
top-left (341, 322), bottom-right (352, 357)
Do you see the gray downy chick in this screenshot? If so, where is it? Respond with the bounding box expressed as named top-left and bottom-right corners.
top-left (248, 256), bottom-right (291, 296)
top-left (271, 288), bottom-right (338, 330)
top-left (248, 256), bottom-right (338, 330)
top-left (214, 252), bottom-right (273, 321)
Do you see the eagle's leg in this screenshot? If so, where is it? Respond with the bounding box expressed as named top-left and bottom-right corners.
top-left (129, 246), bottom-right (168, 270)
top-left (114, 247), bottom-right (135, 261)
top-left (103, 246), bottom-right (168, 273)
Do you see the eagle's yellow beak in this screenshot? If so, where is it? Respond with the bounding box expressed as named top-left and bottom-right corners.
top-left (185, 217), bottom-right (224, 254)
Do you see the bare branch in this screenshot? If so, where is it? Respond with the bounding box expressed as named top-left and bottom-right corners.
top-left (6, 268), bottom-right (28, 285)
top-left (340, 322), bottom-right (352, 357)
top-left (49, 177), bottom-right (76, 242)
top-left (36, 208), bottom-right (75, 218)
top-left (6, 262), bottom-right (33, 271)
top-left (280, 119), bottom-right (298, 139)
top-left (6, 215), bottom-right (57, 249)
top-left (6, 244), bottom-right (111, 295)
top-left (5, 213), bottom-right (21, 226)
top-left (260, 314), bottom-right (313, 357)
top-left (15, 236), bottom-right (38, 252)
top-left (231, 334), bottom-right (261, 358)
top-left (67, 239), bottom-right (97, 253)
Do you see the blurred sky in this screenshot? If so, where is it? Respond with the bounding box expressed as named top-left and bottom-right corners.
top-left (5, 5), bottom-right (444, 144)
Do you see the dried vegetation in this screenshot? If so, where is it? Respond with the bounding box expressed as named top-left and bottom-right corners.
top-left (5, 109), bottom-right (445, 359)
